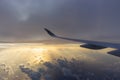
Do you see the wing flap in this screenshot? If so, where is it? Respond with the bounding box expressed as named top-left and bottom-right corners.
top-left (80, 44), bottom-right (107, 50)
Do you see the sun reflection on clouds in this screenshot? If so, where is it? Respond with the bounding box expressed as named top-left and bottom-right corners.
top-left (0, 43), bottom-right (119, 80)
top-left (32, 48), bottom-right (46, 53)
top-left (0, 43), bottom-right (114, 70)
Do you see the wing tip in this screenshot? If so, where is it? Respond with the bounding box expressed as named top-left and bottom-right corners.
top-left (44, 28), bottom-right (56, 37)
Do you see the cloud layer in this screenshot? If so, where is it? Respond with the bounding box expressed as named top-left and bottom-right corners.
top-left (0, 0), bottom-right (120, 42)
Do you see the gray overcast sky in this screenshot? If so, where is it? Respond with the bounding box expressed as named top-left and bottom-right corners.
top-left (0, 0), bottom-right (120, 42)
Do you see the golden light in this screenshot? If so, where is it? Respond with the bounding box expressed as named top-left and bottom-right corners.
top-left (32, 48), bottom-right (46, 53)
top-left (0, 43), bottom-right (107, 70)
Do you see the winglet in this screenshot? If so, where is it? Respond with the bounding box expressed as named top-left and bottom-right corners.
top-left (44, 28), bottom-right (57, 37)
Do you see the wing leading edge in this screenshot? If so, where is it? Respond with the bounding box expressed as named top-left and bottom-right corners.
top-left (44, 28), bottom-right (120, 57)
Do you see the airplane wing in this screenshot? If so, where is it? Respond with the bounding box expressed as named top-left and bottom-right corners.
top-left (44, 28), bottom-right (120, 57)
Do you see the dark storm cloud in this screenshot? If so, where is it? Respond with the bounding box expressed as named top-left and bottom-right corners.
top-left (20, 58), bottom-right (120, 80)
top-left (0, 0), bottom-right (120, 42)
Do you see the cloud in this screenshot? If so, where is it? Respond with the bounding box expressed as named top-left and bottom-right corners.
top-left (0, 0), bottom-right (120, 42)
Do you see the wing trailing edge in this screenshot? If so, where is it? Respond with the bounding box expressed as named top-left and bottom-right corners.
top-left (80, 44), bottom-right (107, 50)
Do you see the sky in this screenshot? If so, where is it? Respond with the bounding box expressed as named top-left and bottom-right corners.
top-left (0, 0), bottom-right (120, 42)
